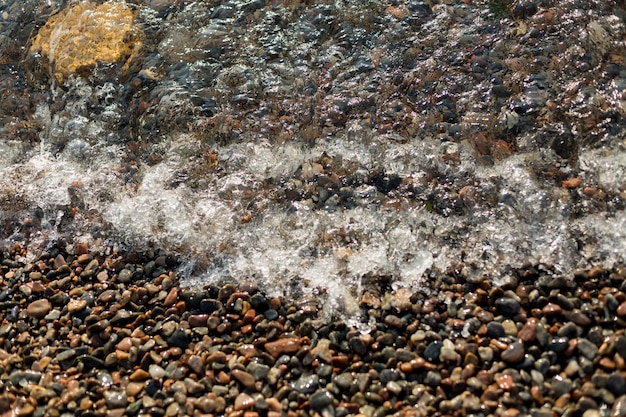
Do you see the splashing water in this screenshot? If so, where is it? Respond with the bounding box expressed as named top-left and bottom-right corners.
top-left (1, 0), bottom-right (625, 319)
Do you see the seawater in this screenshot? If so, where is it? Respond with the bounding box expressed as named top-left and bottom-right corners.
top-left (1, 0), bottom-right (625, 319)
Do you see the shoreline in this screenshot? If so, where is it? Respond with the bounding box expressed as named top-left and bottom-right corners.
top-left (2, 242), bottom-right (626, 416)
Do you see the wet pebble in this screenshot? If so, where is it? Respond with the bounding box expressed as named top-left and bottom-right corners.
top-left (234, 393), bottom-right (255, 411)
top-left (26, 299), bottom-right (51, 318)
top-left (103, 390), bottom-right (128, 409)
top-left (310, 389), bottom-right (334, 410)
top-left (501, 342), bottom-right (525, 364)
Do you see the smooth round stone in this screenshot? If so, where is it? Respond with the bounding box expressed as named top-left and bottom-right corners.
top-left (56, 349), bottom-right (76, 362)
top-left (384, 314), bottom-right (403, 328)
top-left (501, 320), bottom-right (518, 336)
top-left (495, 297), bottom-right (520, 315)
top-left (165, 402), bottom-right (180, 417)
top-left (563, 360), bottom-right (581, 377)
top-left (501, 342), bottom-right (525, 364)
top-left (9, 371), bottom-right (43, 387)
top-left (608, 373), bottom-right (626, 396)
top-left (232, 369), bottom-right (256, 390)
top-left (126, 382), bottom-right (144, 397)
top-left (16, 404), bottom-right (35, 416)
top-left (196, 398), bottom-right (216, 413)
top-left (423, 341), bottom-right (442, 362)
top-left (118, 269), bottom-right (133, 283)
top-left (149, 364), bottom-right (166, 379)
top-left (130, 369), bottom-right (150, 381)
top-left (103, 390), bottom-right (128, 408)
top-left (247, 362), bottom-right (270, 380)
top-left (552, 376), bottom-right (573, 398)
top-left (27, 299), bottom-right (51, 318)
top-left (386, 381), bottom-right (402, 395)
top-left (348, 336), bottom-right (367, 355)
top-left (161, 321), bottom-right (178, 337)
top-left (517, 317), bottom-right (538, 342)
top-left (478, 347), bottom-right (494, 363)
top-left (615, 336), bottom-right (626, 359)
top-left (439, 347), bottom-right (459, 362)
top-left (234, 393), bottom-right (255, 411)
top-left (67, 298), bottom-right (87, 313)
top-left (334, 373), bottom-right (353, 390)
top-left (187, 354), bottom-right (204, 375)
top-left (167, 329), bottom-right (189, 349)
top-left (309, 389), bottom-right (334, 410)
top-left (44, 310), bottom-right (61, 320)
top-left (185, 378), bottom-right (204, 395)
top-left (265, 338), bottom-right (301, 357)
top-left (411, 330), bottom-right (426, 342)
top-left (424, 371), bottom-right (441, 387)
top-left (612, 394), bottom-right (626, 417)
top-left (557, 322), bottom-right (580, 338)
top-left (188, 314), bottom-right (208, 327)
top-left (486, 322), bottom-right (506, 338)
top-left (577, 338), bottom-right (599, 360)
top-left (547, 337), bottom-right (569, 353)
top-left (291, 374), bottom-right (319, 394)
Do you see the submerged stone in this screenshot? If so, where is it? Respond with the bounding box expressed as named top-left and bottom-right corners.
top-left (30, 1), bottom-right (142, 82)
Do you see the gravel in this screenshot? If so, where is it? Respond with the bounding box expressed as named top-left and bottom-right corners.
top-left (0, 242), bottom-right (625, 416)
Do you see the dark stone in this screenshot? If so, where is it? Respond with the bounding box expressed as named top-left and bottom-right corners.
top-left (424, 370), bottom-right (441, 387)
top-left (9, 371), bottom-right (42, 387)
top-left (166, 329), bottom-right (189, 349)
top-left (423, 340), bottom-right (442, 362)
top-left (486, 322), bottom-right (506, 338)
top-left (349, 336), bottom-right (367, 356)
top-left (551, 133), bottom-right (576, 160)
top-left (608, 372), bottom-right (626, 396)
top-left (557, 322), bottom-right (580, 338)
top-left (200, 299), bottom-right (223, 314)
top-left (546, 337), bottom-right (569, 353)
top-left (181, 289), bottom-right (205, 307)
top-left (309, 389), bottom-right (334, 410)
top-left (380, 369), bottom-right (400, 384)
top-left (495, 297), bottom-right (520, 315)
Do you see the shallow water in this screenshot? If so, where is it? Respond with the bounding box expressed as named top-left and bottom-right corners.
top-left (1, 0), bottom-right (625, 318)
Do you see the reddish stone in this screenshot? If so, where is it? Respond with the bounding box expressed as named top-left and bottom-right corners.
top-left (163, 288), bottom-right (178, 307)
top-left (188, 314), bottom-right (208, 328)
top-left (518, 318), bottom-right (538, 342)
top-left (542, 303), bottom-right (563, 316)
top-left (265, 338), bottom-right (301, 357)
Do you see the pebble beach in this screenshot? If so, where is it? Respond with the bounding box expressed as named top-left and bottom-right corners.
top-left (1, 0), bottom-right (626, 416)
top-left (1, 243), bottom-right (626, 417)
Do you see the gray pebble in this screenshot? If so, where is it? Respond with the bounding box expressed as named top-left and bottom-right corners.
top-left (118, 269), bottom-right (133, 283)
top-left (56, 348), bottom-right (76, 362)
top-left (9, 371), bottom-right (42, 387)
top-left (424, 371), bottom-right (441, 387)
top-left (423, 340), bottom-right (441, 362)
top-left (291, 374), bottom-right (319, 394)
top-left (495, 297), bottom-right (520, 315)
top-left (608, 373), bottom-right (626, 396)
top-left (310, 389), bottom-right (334, 410)
top-left (501, 342), bottom-right (525, 363)
top-left (486, 322), bottom-right (506, 338)
top-left (612, 395), bottom-right (626, 417)
top-left (104, 390), bottom-right (128, 408)
top-left (557, 322), bottom-right (580, 338)
top-left (247, 361), bottom-right (270, 380)
top-left (334, 373), bottom-right (353, 390)
top-left (577, 338), bottom-right (599, 360)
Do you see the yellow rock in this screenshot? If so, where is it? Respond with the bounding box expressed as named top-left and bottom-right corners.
top-left (30, 1), bottom-right (142, 82)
